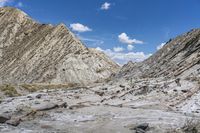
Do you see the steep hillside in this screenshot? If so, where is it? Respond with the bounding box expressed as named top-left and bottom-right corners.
top-left (117, 29), bottom-right (200, 79)
top-left (0, 7), bottom-right (119, 85)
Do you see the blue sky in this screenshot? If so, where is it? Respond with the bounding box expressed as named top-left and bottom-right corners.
top-left (1, 0), bottom-right (200, 64)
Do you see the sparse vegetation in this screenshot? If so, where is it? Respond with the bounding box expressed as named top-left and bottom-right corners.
top-left (20, 83), bottom-right (78, 92)
top-left (0, 84), bottom-right (20, 97)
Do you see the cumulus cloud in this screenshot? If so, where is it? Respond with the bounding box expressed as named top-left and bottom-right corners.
top-left (156, 42), bottom-right (166, 50)
top-left (70, 23), bottom-right (92, 32)
top-left (96, 47), bottom-right (151, 65)
top-left (101, 2), bottom-right (111, 10)
top-left (127, 45), bottom-right (134, 51)
top-left (118, 33), bottom-right (144, 45)
top-left (0, 0), bottom-right (11, 7)
top-left (113, 47), bottom-right (124, 52)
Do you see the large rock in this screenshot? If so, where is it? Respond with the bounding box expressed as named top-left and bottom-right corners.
top-left (0, 114), bottom-right (11, 123)
top-left (0, 7), bottom-right (119, 85)
top-left (32, 102), bottom-right (58, 111)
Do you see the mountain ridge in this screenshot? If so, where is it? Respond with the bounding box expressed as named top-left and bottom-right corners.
top-left (116, 28), bottom-right (200, 80)
top-left (0, 7), bottom-right (120, 85)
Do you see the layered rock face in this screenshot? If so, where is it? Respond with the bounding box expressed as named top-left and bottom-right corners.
top-left (0, 7), bottom-right (119, 84)
top-left (117, 29), bottom-right (200, 79)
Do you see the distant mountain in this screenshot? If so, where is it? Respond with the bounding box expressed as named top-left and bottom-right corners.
top-left (117, 29), bottom-right (200, 79)
top-left (0, 7), bottom-right (119, 85)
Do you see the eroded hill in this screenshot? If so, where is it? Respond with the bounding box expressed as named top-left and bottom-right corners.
top-left (0, 7), bottom-right (119, 85)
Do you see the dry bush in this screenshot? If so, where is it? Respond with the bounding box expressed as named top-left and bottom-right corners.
top-left (20, 83), bottom-right (78, 92)
top-left (0, 84), bottom-right (20, 97)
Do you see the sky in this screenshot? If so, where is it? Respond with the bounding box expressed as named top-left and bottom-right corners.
top-left (1, 0), bottom-right (200, 64)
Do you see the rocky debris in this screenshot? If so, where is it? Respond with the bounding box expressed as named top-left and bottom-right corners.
top-left (0, 7), bottom-right (120, 85)
top-left (0, 114), bottom-right (11, 123)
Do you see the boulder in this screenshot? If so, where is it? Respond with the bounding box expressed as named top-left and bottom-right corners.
top-left (32, 103), bottom-right (58, 111)
top-left (6, 118), bottom-right (21, 126)
top-left (0, 114), bottom-right (11, 123)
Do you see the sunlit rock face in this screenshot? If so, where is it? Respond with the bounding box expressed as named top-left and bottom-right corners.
top-left (0, 7), bottom-right (119, 85)
top-left (117, 29), bottom-right (200, 79)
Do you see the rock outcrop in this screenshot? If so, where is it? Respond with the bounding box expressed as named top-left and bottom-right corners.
top-left (0, 7), bottom-right (119, 85)
top-left (117, 29), bottom-right (200, 79)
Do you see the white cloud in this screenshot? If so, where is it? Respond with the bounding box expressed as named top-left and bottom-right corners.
top-left (127, 45), bottom-right (134, 51)
top-left (118, 33), bottom-right (144, 45)
top-left (156, 42), bottom-right (166, 50)
top-left (113, 47), bottom-right (124, 52)
top-left (96, 47), bottom-right (151, 65)
top-left (0, 0), bottom-right (11, 7)
top-left (16, 2), bottom-right (23, 7)
top-left (70, 23), bottom-right (92, 32)
top-left (101, 2), bottom-right (111, 10)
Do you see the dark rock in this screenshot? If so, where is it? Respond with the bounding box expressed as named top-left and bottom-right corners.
top-left (181, 90), bottom-right (188, 93)
top-left (27, 96), bottom-right (33, 99)
top-left (175, 78), bottom-right (181, 87)
top-left (119, 85), bottom-right (125, 88)
top-left (130, 123), bottom-right (149, 132)
top-left (59, 102), bottom-right (68, 108)
top-left (6, 118), bottom-right (21, 126)
top-left (102, 88), bottom-right (108, 91)
top-left (36, 94), bottom-right (42, 99)
top-left (95, 91), bottom-right (104, 96)
top-left (0, 114), bottom-right (11, 123)
top-left (135, 123), bottom-right (149, 130)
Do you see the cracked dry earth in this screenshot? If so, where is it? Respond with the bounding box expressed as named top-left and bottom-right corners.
top-left (0, 77), bottom-right (200, 133)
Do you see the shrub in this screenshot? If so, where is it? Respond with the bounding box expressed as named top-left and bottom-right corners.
top-left (0, 84), bottom-right (20, 97)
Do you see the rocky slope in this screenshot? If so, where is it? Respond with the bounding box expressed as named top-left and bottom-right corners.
top-left (0, 7), bottom-right (119, 85)
top-left (117, 29), bottom-right (200, 79)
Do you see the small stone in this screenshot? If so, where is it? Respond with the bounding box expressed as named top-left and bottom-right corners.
top-left (95, 91), bottom-right (104, 96)
top-left (36, 94), bottom-right (42, 99)
top-left (181, 90), bottom-right (188, 93)
top-left (129, 123), bottom-right (149, 132)
top-left (116, 90), bottom-right (120, 93)
top-left (59, 102), bottom-right (67, 108)
top-left (102, 88), bottom-right (108, 91)
top-left (27, 96), bottom-right (33, 99)
top-left (119, 85), bottom-right (125, 88)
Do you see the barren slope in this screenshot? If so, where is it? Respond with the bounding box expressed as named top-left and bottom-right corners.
top-left (0, 7), bottom-right (119, 85)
